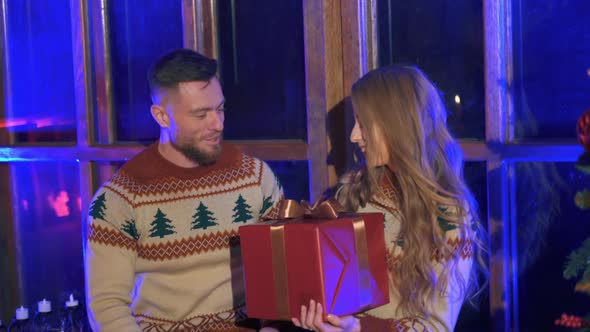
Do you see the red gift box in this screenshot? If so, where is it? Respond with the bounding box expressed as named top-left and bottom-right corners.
top-left (239, 211), bottom-right (389, 321)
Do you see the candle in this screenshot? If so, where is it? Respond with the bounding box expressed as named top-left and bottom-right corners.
top-left (37, 299), bottom-right (51, 313)
top-left (15, 306), bottom-right (29, 320)
top-left (65, 294), bottom-right (79, 308)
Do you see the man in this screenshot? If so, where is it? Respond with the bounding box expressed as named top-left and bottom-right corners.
top-left (85, 49), bottom-right (283, 331)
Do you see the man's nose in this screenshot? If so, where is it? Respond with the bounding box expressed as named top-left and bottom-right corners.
top-left (209, 110), bottom-right (224, 131)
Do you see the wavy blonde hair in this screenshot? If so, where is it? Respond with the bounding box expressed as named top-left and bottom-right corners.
top-left (337, 65), bottom-right (487, 327)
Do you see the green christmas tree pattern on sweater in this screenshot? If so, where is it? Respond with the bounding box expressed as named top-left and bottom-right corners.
top-left (89, 192), bottom-right (107, 221)
top-left (437, 207), bottom-right (458, 233)
top-left (121, 219), bottom-right (140, 240)
top-left (192, 202), bottom-right (219, 230)
top-left (259, 195), bottom-right (274, 216)
top-left (232, 194), bottom-right (253, 223)
top-left (149, 208), bottom-right (176, 238)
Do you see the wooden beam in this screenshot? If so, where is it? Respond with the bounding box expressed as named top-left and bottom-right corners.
top-left (182, 0), bottom-right (198, 51)
top-left (484, 0), bottom-right (516, 330)
top-left (182, 0), bottom-right (217, 58)
top-left (0, 141), bottom-right (309, 162)
top-left (0, 164), bottom-right (19, 330)
top-left (71, 0), bottom-right (93, 147)
top-left (0, 2), bottom-right (21, 318)
top-left (303, 0), bottom-right (339, 201)
top-left (90, 0), bottom-right (115, 144)
top-left (232, 141), bottom-right (308, 161)
top-left (328, 0), bottom-right (374, 186)
top-left (70, 0), bottom-right (96, 265)
top-left (0, 141), bottom-right (582, 163)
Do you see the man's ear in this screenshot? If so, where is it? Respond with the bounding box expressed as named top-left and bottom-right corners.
top-left (151, 104), bottom-right (170, 128)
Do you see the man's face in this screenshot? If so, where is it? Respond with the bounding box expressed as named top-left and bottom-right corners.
top-left (165, 78), bottom-right (225, 165)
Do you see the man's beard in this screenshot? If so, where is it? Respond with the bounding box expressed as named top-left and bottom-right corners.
top-left (171, 139), bottom-right (222, 166)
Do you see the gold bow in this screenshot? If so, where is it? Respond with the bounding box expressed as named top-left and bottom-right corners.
top-left (275, 198), bottom-right (344, 220)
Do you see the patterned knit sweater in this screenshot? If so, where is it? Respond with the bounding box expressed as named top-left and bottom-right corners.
top-left (85, 142), bottom-right (283, 332)
top-left (352, 180), bottom-right (475, 332)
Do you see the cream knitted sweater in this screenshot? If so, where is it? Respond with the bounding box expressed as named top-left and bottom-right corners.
top-left (352, 181), bottom-right (475, 332)
top-left (85, 142), bottom-right (283, 332)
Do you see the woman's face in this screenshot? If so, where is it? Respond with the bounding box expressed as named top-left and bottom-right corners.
top-left (350, 118), bottom-right (366, 153)
top-left (350, 115), bottom-right (389, 167)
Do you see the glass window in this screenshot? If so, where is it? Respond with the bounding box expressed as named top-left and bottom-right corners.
top-left (2, 0), bottom-right (77, 143)
top-left (512, 1), bottom-right (590, 139)
top-left (464, 161), bottom-right (487, 225)
top-left (515, 161), bottom-right (590, 330)
top-left (10, 162), bottom-right (84, 313)
top-left (376, 0), bottom-right (485, 139)
top-left (91, 161), bottom-right (125, 194)
top-left (266, 160), bottom-right (309, 202)
top-left (217, 0), bottom-right (307, 140)
top-left (108, 0), bottom-right (183, 143)
top-left (456, 161), bottom-right (490, 331)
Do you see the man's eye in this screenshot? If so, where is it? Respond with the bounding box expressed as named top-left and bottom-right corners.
top-left (195, 113), bottom-right (207, 119)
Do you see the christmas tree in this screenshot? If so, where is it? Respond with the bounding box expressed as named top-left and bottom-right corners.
top-left (555, 109), bottom-right (590, 330)
top-left (192, 202), bottom-right (219, 230)
top-left (149, 208), bottom-right (176, 238)
top-left (232, 194), bottom-right (253, 223)
top-left (89, 192), bottom-right (107, 220)
top-left (259, 195), bottom-right (273, 216)
top-left (121, 219), bottom-right (139, 240)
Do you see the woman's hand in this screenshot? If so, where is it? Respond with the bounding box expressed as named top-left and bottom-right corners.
top-left (291, 300), bottom-right (360, 332)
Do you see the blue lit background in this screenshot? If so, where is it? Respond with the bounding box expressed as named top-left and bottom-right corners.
top-left (1, 0), bottom-right (590, 330)
top-left (3, 0), bottom-right (76, 142)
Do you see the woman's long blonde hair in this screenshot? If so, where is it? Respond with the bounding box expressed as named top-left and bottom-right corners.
top-left (337, 65), bottom-right (487, 325)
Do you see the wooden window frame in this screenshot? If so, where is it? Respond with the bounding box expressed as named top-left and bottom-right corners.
top-left (0, 1), bottom-right (584, 330)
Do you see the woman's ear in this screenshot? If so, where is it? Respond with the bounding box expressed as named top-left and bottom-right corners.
top-left (151, 104), bottom-right (170, 128)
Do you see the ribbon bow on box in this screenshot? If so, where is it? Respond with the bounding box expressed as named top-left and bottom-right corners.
top-left (274, 199), bottom-right (345, 220)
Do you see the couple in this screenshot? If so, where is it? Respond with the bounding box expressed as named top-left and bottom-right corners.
top-left (85, 49), bottom-right (485, 332)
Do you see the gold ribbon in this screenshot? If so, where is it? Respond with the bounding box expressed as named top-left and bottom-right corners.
top-left (270, 224), bottom-right (290, 319)
top-left (352, 217), bottom-right (372, 311)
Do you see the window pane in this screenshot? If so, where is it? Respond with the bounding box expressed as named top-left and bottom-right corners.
top-left (217, 0), bottom-right (307, 140)
top-left (464, 162), bottom-right (487, 225)
top-left (2, 0), bottom-right (76, 143)
top-left (91, 161), bottom-right (125, 196)
top-left (456, 161), bottom-right (490, 331)
top-left (10, 162), bottom-right (84, 313)
top-left (515, 162), bottom-right (590, 330)
top-left (376, 0), bottom-right (485, 139)
top-left (512, 1), bottom-right (590, 139)
top-left (266, 161), bottom-right (309, 202)
top-left (108, 0), bottom-right (183, 142)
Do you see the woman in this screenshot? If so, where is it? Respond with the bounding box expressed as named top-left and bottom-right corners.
top-left (292, 65), bottom-right (487, 332)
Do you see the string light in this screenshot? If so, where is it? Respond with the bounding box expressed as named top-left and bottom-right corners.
top-left (454, 95), bottom-right (461, 104)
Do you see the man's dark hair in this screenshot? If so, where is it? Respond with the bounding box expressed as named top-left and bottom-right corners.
top-left (148, 48), bottom-right (218, 100)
